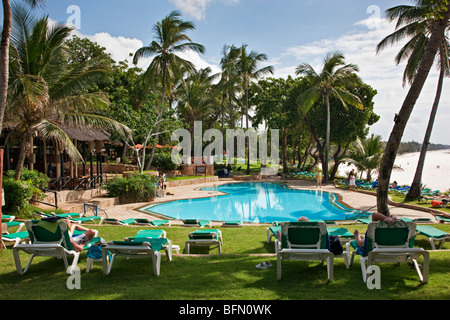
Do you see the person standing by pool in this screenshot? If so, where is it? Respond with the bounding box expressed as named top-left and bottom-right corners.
top-left (349, 170), bottom-right (356, 191)
top-left (316, 171), bottom-right (323, 188)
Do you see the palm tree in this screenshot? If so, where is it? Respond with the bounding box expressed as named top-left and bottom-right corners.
top-left (176, 67), bottom-right (219, 135)
top-left (377, 1), bottom-right (450, 215)
top-left (6, 4), bottom-right (130, 180)
top-left (0, 0), bottom-right (46, 137)
top-left (295, 51), bottom-right (363, 183)
top-left (376, 2), bottom-right (450, 200)
top-left (236, 44), bottom-right (273, 174)
top-left (344, 134), bottom-right (386, 182)
top-left (133, 10), bottom-right (205, 167)
top-left (217, 44), bottom-right (241, 132)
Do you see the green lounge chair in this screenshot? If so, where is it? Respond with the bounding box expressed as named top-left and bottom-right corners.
top-left (2, 231), bottom-right (30, 247)
top-left (416, 225), bottom-right (450, 250)
top-left (185, 229), bottom-right (223, 254)
top-left (221, 220), bottom-right (243, 227)
top-left (33, 211), bottom-right (82, 220)
top-left (69, 215), bottom-right (104, 225)
top-left (350, 221), bottom-right (429, 284)
top-left (102, 238), bottom-right (170, 276)
top-left (435, 215), bottom-right (450, 223)
top-left (276, 221), bottom-right (334, 281)
top-left (182, 219), bottom-right (211, 228)
top-left (149, 219), bottom-right (171, 227)
top-left (2, 215), bottom-right (16, 222)
top-left (12, 220), bottom-right (101, 275)
top-left (103, 218), bottom-right (136, 226)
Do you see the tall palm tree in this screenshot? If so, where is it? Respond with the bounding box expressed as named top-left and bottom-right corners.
top-left (217, 44), bottom-right (241, 132)
top-left (6, 4), bottom-right (130, 180)
top-left (377, 2), bottom-right (450, 200)
top-left (295, 51), bottom-right (363, 182)
top-left (133, 10), bottom-right (205, 167)
top-left (377, 1), bottom-right (450, 215)
top-left (0, 0), bottom-right (45, 137)
top-left (236, 44), bottom-right (273, 174)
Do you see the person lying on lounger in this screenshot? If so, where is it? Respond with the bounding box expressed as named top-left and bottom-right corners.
top-left (353, 212), bottom-right (398, 248)
top-left (65, 219), bottom-right (98, 252)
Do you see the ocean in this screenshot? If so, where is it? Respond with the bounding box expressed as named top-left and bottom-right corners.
top-left (337, 149), bottom-right (450, 192)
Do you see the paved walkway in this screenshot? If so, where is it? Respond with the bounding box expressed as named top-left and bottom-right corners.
top-left (101, 179), bottom-right (436, 225)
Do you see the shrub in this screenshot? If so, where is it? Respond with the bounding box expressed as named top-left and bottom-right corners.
top-left (103, 173), bottom-right (157, 204)
top-left (152, 152), bottom-right (178, 172)
top-left (3, 178), bottom-right (35, 216)
top-left (3, 169), bottom-right (51, 217)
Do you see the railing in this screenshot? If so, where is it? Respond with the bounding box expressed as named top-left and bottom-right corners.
top-left (46, 175), bottom-right (107, 191)
top-left (30, 188), bottom-right (58, 209)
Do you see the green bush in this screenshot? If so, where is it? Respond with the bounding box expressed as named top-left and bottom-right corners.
top-left (103, 173), bottom-right (157, 204)
top-left (3, 178), bottom-right (35, 215)
top-left (3, 169), bottom-right (51, 217)
top-left (152, 152), bottom-right (178, 172)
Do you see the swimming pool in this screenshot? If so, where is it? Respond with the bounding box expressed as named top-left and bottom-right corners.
top-left (141, 182), bottom-right (364, 223)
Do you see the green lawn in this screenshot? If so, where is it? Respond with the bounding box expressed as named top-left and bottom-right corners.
top-left (1, 223), bottom-right (450, 300)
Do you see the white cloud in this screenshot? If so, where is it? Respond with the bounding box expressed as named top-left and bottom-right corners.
top-left (277, 18), bottom-right (450, 144)
top-left (168, 0), bottom-right (240, 21)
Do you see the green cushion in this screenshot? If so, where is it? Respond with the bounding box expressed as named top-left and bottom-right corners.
top-left (111, 238), bottom-right (168, 251)
top-left (417, 225), bottom-right (449, 239)
top-left (150, 220), bottom-right (169, 226)
top-left (189, 229), bottom-right (220, 240)
top-left (327, 227), bottom-right (353, 238)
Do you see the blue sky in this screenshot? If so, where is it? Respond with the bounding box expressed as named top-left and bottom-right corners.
top-left (15, 0), bottom-right (450, 144)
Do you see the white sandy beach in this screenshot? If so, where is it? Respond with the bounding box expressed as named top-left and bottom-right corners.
top-left (339, 149), bottom-right (450, 192)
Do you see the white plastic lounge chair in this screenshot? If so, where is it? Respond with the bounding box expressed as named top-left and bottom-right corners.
top-left (2, 230), bottom-right (29, 247)
top-left (103, 218), bottom-right (136, 226)
top-left (416, 225), bottom-right (450, 250)
top-left (2, 215), bottom-right (16, 222)
top-left (102, 238), bottom-right (171, 276)
top-left (12, 220), bottom-right (101, 275)
top-left (125, 229), bottom-right (179, 258)
top-left (32, 211), bottom-right (82, 220)
top-left (185, 229), bottom-right (223, 254)
top-left (351, 221), bottom-right (429, 284)
top-left (182, 219), bottom-right (212, 228)
top-left (221, 220), bottom-right (243, 227)
top-left (69, 215), bottom-right (104, 225)
top-left (276, 221), bottom-right (334, 281)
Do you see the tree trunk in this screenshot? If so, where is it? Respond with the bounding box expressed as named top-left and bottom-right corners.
top-left (377, 11), bottom-right (450, 216)
top-left (0, 0), bottom-right (12, 136)
top-left (323, 96), bottom-right (331, 182)
top-left (145, 61), bottom-right (167, 171)
top-left (245, 85), bottom-right (250, 175)
top-left (282, 127), bottom-right (288, 174)
top-left (406, 42), bottom-right (446, 200)
top-left (14, 131), bottom-right (30, 180)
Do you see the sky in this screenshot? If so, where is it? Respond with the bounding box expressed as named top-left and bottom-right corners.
top-left (13, 0), bottom-right (450, 144)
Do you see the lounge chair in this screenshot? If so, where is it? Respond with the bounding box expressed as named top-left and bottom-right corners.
top-left (221, 220), bottom-right (243, 227)
top-left (69, 215), bottom-right (104, 225)
top-left (3, 221), bottom-right (25, 232)
top-left (103, 218), bottom-right (136, 226)
top-left (133, 218), bottom-right (170, 226)
top-left (348, 221), bottom-right (429, 284)
top-left (102, 238), bottom-right (171, 276)
top-left (435, 215), bottom-right (450, 223)
top-left (275, 221), bottom-right (334, 281)
top-left (185, 229), bottom-right (223, 254)
top-left (181, 219), bottom-right (211, 228)
top-left (148, 219), bottom-right (171, 227)
top-left (32, 210), bottom-right (82, 220)
top-left (2, 215), bottom-right (16, 222)
top-left (2, 231), bottom-right (30, 247)
top-left (416, 225), bottom-right (450, 250)
top-left (12, 220), bottom-right (101, 275)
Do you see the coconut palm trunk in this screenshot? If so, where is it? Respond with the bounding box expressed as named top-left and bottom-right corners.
top-left (406, 42), bottom-right (446, 200)
top-left (377, 8), bottom-right (450, 216)
top-left (0, 0), bottom-right (12, 136)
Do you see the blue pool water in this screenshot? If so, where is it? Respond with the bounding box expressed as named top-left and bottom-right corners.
top-left (142, 182), bottom-right (364, 223)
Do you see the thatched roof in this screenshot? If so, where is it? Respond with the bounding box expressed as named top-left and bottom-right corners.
top-left (57, 124), bottom-right (111, 142)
